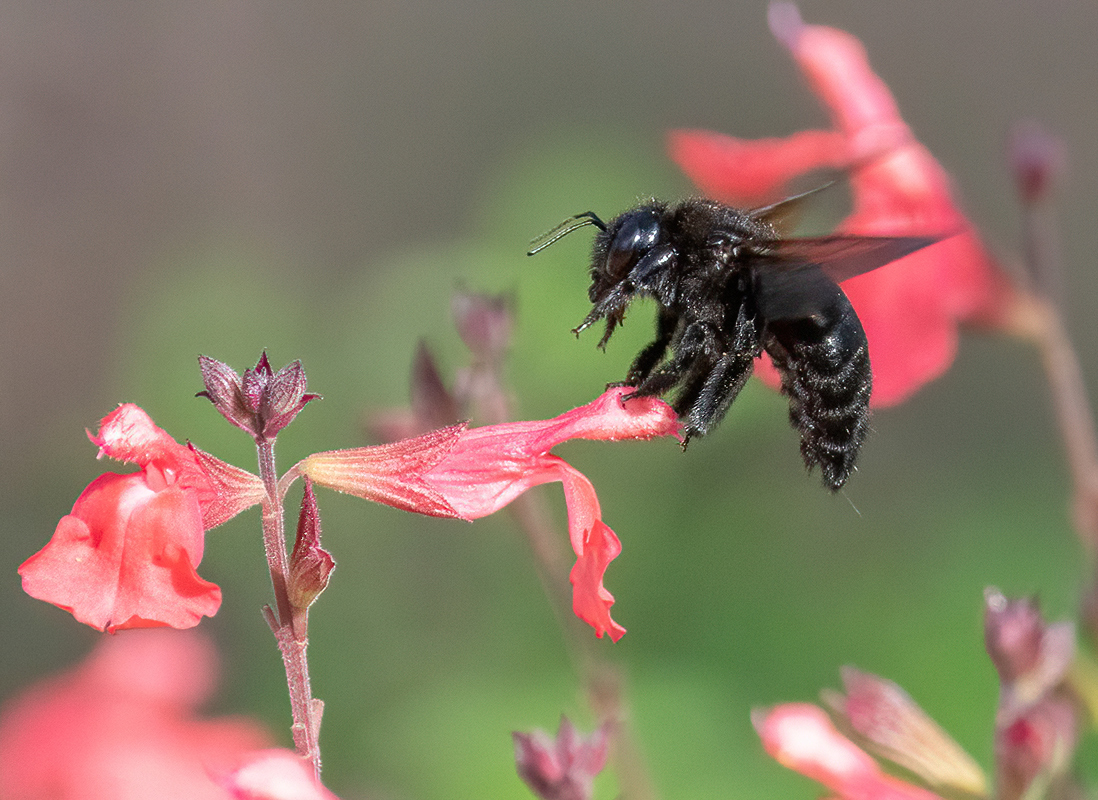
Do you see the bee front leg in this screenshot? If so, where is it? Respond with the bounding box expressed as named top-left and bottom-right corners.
top-left (626, 306), bottom-right (680, 385)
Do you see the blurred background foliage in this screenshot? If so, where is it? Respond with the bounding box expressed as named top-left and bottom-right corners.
top-left (1, 1), bottom-right (1095, 798)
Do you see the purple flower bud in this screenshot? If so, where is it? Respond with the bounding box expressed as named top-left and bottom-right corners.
top-left (452, 290), bottom-right (513, 365)
top-left (198, 354), bottom-right (319, 439)
top-left (513, 718), bottom-right (610, 800)
top-left (1008, 119), bottom-right (1065, 205)
top-left (289, 479), bottom-right (335, 615)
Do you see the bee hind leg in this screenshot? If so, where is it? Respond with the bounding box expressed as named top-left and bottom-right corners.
top-left (681, 350), bottom-right (755, 439)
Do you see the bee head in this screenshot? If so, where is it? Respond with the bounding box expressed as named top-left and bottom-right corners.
top-left (602, 209), bottom-right (662, 282)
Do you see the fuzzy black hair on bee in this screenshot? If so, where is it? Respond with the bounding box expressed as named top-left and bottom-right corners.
top-left (529, 191), bottom-right (941, 491)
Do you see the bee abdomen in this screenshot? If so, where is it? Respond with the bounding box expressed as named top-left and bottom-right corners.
top-left (766, 315), bottom-right (872, 492)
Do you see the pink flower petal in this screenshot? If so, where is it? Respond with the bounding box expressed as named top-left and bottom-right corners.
top-left (220, 749), bottom-right (339, 800)
top-left (669, 128), bottom-right (848, 205)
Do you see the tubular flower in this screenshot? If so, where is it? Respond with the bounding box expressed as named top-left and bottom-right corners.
top-left (0, 630), bottom-right (273, 800)
top-left (753, 703), bottom-right (946, 800)
top-left (668, 3), bottom-right (1013, 405)
top-left (20, 404), bottom-right (263, 632)
top-left (302, 387), bottom-right (681, 641)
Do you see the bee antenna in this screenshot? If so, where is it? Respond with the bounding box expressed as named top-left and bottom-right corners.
top-left (527, 211), bottom-right (607, 256)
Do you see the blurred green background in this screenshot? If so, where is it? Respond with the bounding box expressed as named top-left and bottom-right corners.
top-left (1, 1), bottom-right (1095, 797)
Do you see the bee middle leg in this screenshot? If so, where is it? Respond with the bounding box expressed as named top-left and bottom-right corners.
top-left (631, 319), bottom-right (720, 399)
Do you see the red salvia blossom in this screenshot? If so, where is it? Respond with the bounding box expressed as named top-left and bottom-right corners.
top-left (19, 404), bottom-right (263, 632)
top-left (302, 387), bottom-right (681, 641)
top-left (0, 630), bottom-right (273, 800)
top-left (668, 2), bottom-right (1012, 405)
top-left (753, 703), bottom-right (946, 800)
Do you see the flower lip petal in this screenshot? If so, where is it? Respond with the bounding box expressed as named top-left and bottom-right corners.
top-left (22, 405), bottom-right (225, 631)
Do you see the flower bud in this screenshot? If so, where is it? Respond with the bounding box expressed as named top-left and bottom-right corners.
top-left (985, 589), bottom-right (1075, 715)
top-left (1008, 119), bottom-right (1064, 206)
top-left (288, 480), bottom-right (335, 615)
top-left (452, 290), bottom-right (513, 365)
top-left (198, 353), bottom-right (320, 439)
top-left (513, 718), bottom-right (610, 800)
top-left (823, 667), bottom-right (986, 795)
top-left (996, 697), bottom-right (1079, 800)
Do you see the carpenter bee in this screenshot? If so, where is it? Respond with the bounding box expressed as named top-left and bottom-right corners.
top-left (529, 190), bottom-right (943, 491)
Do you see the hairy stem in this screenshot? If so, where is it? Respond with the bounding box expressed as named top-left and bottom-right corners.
top-left (256, 436), bottom-right (322, 777)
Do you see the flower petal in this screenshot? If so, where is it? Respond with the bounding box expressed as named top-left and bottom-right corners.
top-left (568, 520), bottom-right (624, 642)
top-left (0, 630), bottom-right (271, 798)
top-left (92, 404), bottom-right (188, 466)
top-left (20, 472), bottom-right (221, 632)
top-left (219, 749), bottom-right (339, 800)
top-left (669, 128), bottom-right (848, 205)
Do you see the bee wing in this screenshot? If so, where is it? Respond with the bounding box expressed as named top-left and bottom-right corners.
top-left (752, 235), bottom-right (943, 322)
top-left (749, 181), bottom-right (838, 233)
top-left (762, 234), bottom-right (943, 284)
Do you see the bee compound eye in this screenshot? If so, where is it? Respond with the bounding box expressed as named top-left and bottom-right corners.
top-left (605, 211), bottom-right (661, 279)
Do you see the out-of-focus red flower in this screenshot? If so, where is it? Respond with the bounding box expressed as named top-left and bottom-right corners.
top-left (668, 2), bottom-right (1012, 406)
top-left (0, 630), bottom-right (273, 800)
top-left (302, 388), bottom-right (681, 641)
top-left (218, 749), bottom-right (339, 800)
top-left (513, 717), bottom-right (610, 800)
top-left (20, 405), bottom-right (264, 632)
top-left (753, 703), bottom-right (945, 800)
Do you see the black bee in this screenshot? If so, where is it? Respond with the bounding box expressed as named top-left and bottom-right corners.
top-left (529, 191), bottom-right (942, 491)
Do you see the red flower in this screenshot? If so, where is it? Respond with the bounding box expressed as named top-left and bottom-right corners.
top-left (668, 3), bottom-right (1012, 405)
top-left (0, 630), bottom-right (273, 799)
top-left (754, 703), bottom-right (946, 800)
top-left (20, 404), bottom-right (263, 632)
top-left (302, 388), bottom-right (681, 641)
